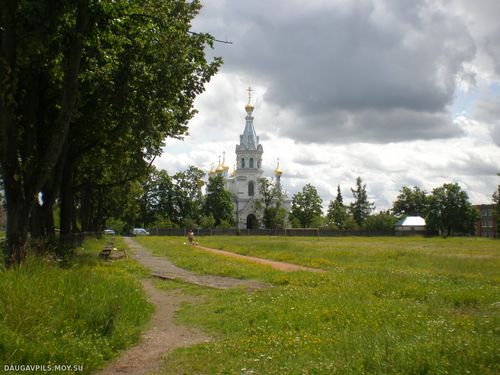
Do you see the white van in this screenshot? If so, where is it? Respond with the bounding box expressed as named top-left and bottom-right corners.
top-left (132, 228), bottom-right (149, 236)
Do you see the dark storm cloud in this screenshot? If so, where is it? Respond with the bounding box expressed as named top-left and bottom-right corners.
top-left (285, 109), bottom-right (458, 143)
top-left (195, 0), bottom-right (476, 143)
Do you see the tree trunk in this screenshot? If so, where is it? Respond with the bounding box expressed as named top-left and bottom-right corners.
top-left (59, 158), bottom-right (75, 248)
top-left (30, 200), bottom-right (45, 239)
top-left (1, 1), bottom-right (88, 265)
top-left (4, 190), bottom-right (31, 266)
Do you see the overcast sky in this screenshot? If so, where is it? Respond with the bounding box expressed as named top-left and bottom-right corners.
top-left (155, 0), bottom-right (500, 211)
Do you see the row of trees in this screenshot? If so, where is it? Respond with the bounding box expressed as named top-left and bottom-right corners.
top-left (288, 177), bottom-right (486, 236)
top-left (103, 167), bottom-right (235, 233)
top-left (289, 177), bottom-right (379, 230)
top-left (95, 169), bottom-right (495, 237)
top-left (0, 0), bottom-right (221, 265)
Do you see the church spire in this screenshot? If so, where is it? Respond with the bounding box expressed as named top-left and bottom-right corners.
top-left (240, 86), bottom-right (259, 150)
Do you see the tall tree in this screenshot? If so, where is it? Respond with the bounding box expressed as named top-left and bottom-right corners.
top-left (350, 177), bottom-right (375, 226)
top-left (139, 167), bottom-right (175, 227)
top-left (1, 0), bottom-right (90, 264)
top-left (326, 185), bottom-right (347, 229)
top-left (257, 177), bottom-right (286, 229)
top-left (290, 184), bottom-right (323, 228)
top-left (173, 166), bottom-right (205, 225)
top-left (0, 0), bottom-right (221, 264)
top-left (426, 183), bottom-right (479, 236)
top-left (203, 175), bottom-right (234, 227)
top-left (392, 186), bottom-right (429, 217)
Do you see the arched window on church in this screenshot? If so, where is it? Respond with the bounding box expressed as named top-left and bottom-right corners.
top-left (248, 181), bottom-right (254, 196)
top-left (249, 158), bottom-right (254, 168)
top-left (241, 158), bottom-right (245, 168)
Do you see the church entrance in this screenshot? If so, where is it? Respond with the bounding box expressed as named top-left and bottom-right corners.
top-left (246, 214), bottom-right (258, 229)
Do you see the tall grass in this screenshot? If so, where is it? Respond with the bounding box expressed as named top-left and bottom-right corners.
top-left (136, 236), bottom-right (499, 374)
top-left (0, 237), bottom-right (153, 374)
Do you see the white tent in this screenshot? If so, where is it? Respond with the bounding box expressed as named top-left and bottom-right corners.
top-left (394, 216), bottom-right (426, 234)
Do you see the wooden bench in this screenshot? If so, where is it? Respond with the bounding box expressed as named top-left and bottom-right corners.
top-left (99, 241), bottom-right (114, 260)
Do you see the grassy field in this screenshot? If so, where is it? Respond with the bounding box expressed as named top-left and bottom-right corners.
top-left (137, 236), bottom-right (499, 374)
top-left (0, 237), bottom-right (153, 374)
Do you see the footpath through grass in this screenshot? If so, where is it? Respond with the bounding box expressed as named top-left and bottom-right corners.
top-left (137, 236), bottom-right (499, 374)
top-left (0, 237), bottom-right (153, 374)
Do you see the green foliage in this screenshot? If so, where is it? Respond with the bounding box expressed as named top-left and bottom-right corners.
top-left (426, 183), bottom-right (479, 236)
top-left (0, 238), bottom-right (152, 373)
top-left (172, 166), bottom-right (205, 225)
top-left (343, 215), bottom-right (360, 230)
top-left (136, 236), bottom-right (499, 375)
top-left (105, 217), bottom-right (127, 234)
top-left (152, 217), bottom-right (179, 229)
top-left (199, 214), bottom-right (216, 229)
top-left (350, 177), bottom-right (375, 226)
top-left (203, 175), bottom-right (234, 226)
top-left (257, 178), bottom-right (285, 228)
top-left (217, 219), bottom-right (233, 229)
top-left (392, 186), bottom-right (429, 217)
top-left (363, 211), bottom-right (398, 231)
top-left (139, 168), bottom-right (175, 227)
top-left (1, 0), bottom-right (222, 263)
top-left (290, 184), bottom-right (323, 228)
top-left (326, 186), bottom-right (348, 230)
top-left (181, 217), bottom-right (198, 230)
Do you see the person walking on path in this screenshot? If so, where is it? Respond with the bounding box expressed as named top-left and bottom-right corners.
top-left (187, 229), bottom-right (195, 246)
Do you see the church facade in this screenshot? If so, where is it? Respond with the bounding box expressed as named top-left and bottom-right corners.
top-left (209, 90), bottom-right (291, 229)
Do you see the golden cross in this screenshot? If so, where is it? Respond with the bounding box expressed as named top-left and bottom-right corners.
top-left (247, 86), bottom-right (253, 103)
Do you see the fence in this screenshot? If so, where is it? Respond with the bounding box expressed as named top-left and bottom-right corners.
top-left (148, 227), bottom-right (396, 237)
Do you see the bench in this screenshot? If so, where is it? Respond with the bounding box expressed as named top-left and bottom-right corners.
top-left (99, 241), bottom-right (114, 260)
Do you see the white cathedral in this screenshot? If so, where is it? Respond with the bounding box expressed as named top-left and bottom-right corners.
top-left (208, 88), bottom-right (292, 229)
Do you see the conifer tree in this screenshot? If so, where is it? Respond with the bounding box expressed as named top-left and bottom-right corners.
top-left (350, 177), bottom-right (375, 226)
top-left (326, 185), bottom-right (347, 229)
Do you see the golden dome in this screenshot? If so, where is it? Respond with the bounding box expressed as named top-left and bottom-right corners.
top-left (215, 164), bottom-right (224, 173)
top-left (245, 102), bottom-right (254, 112)
top-left (274, 158), bottom-right (283, 177)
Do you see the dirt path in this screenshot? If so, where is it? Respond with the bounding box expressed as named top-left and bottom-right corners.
top-left (96, 280), bottom-right (210, 375)
top-left (97, 238), bottom-right (271, 375)
top-left (125, 237), bottom-right (269, 290)
top-left (196, 245), bottom-right (325, 273)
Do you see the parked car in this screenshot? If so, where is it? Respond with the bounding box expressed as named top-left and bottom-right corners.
top-left (132, 228), bottom-right (149, 236)
top-left (103, 229), bottom-right (116, 235)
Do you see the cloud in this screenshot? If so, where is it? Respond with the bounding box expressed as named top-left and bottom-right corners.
top-left (474, 96), bottom-right (500, 146)
top-left (484, 27), bottom-right (500, 76)
top-left (155, 0), bottom-right (500, 212)
top-left (195, 0), bottom-right (476, 143)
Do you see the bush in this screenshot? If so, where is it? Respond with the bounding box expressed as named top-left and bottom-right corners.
top-left (217, 219), bottom-right (233, 229)
top-left (153, 217), bottom-right (179, 229)
top-left (199, 214), bottom-right (216, 228)
top-left (363, 212), bottom-right (398, 231)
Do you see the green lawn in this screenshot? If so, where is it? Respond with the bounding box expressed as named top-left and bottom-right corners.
top-left (0, 237), bottom-right (153, 374)
top-left (137, 236), bottom-right (499, 374)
